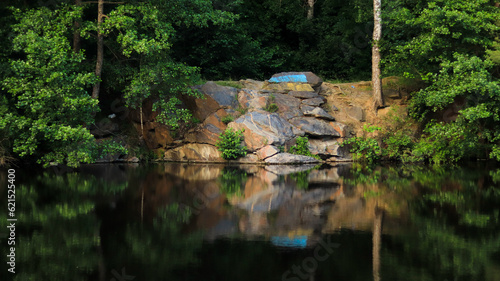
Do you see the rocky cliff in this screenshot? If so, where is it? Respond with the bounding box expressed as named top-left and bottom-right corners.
top-left (160, 72), bottom-right (354, 164)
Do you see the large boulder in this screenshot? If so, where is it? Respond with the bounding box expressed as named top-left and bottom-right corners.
top-left (289, 117), bottom-right (341, 137)
top-left (268, 72), bottom-right (323, 89)
top-left (256, 145), bottom-right (280, 160)
top-left (154, 125), bottom-right (174, 148)
top-left (164, 143), bottom-right (223, 162)
top-left (185, 109), bottom-right (227, 145)
top-left (346, 105), bottom-right (365, 122)
top-left (308, 139), bottom-right (342, 156)
top-left (329, 122), bottom-right (349, 137)
top-left (273, 93), bottom-right (303, 120)
top-left (265, 153), bottom-right (321, 164)
top-left (229, 111), bottom-right (294, 151)
top-left (183, 92), bottom-right (221, 121)
top-left (302, 97), bottom-right (326, 107)
top-left (184, 82), bottom-right (239, 121)
top-left (238, 89), bottom-right (264, 110)
top-left (199, 81), bottom-right (239, 108)
top-left (300, 105), bottom-right (334, 120)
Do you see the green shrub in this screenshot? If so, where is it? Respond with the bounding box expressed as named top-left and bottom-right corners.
top-left (407, 122), bottom-right (479, 164)
top-left (384, 132), bottom-right (413, 160)
top-left (341, 124), bottom-right (382, 163)
top-left (289, 136), bottom-right (320, 159)
top-left (216, 128), bottom-right (247, 160)
top-left (380, 106), bottom-right (417, 161)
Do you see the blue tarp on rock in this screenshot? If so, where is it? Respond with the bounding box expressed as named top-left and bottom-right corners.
top-left (269, 74), bottom-right (308, 83)
top-left (268, 72), bottom-right (323, 88)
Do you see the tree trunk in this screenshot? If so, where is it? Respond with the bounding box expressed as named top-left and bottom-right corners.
top-left (73, 0), bottom-right (82, 53)
top-left (92, 0), bottom-right (104, 100)
top-left (372, 0), bottom-right (384, 110)
top-left (307, 0), bottom-right (315, 20)
top-left (372, 207), bottom-right (384, 281)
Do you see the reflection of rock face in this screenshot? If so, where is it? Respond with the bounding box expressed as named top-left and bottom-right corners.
top-left (135, 163), bottom-right (376, 240)
top-left (163, 143), bottom-right (224, 162)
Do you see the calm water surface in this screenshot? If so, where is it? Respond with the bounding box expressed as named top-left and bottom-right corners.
top-left (1, 162), bottom-right (500, 281)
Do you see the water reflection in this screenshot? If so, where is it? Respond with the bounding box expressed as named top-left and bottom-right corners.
top-left (0, 162), bottom-right (499, 281)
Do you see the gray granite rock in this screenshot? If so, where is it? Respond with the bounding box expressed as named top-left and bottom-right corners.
top-left (265, 153), bottom-right (321, 164)
top-left (289, 117), bottom-right (340, 137)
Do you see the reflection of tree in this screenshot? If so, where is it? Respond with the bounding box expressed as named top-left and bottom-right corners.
top-left (103, 203), bottom-right (203, 280)
top-left (289, 170), bottom-right (312, 190)
top-left (380, 166), bottom-right (500, 280)
top-left (372, 207), bottom-right (383, 281)
top-left (343, 164), bottom-right (500, 280)
top-left (218, 167), bottom-right (247, 196)
top-left (0, 171), bottom-right (127, 281)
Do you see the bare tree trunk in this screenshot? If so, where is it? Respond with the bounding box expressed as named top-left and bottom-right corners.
top-left (73, 0), bottom-right (82, 53)
top-left (306, 0), bottom-right (315, 20)
top-left (372, 207), bottom-right (384, 281)
top-left (372, 0), bottom-right (384, 111)
top-left (92, 0), bottom-right (104, 100)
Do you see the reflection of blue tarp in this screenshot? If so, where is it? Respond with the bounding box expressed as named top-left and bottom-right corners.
top-left (270, 235), bottom-right (308, 248)
top-left (269, 74), bottom-right (308, 83)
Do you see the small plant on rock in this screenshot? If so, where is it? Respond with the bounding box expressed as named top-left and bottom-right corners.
top-left (216, 128), bottom-right (247, 160)
top-left (236, 104), bottom-right (248, 115)
top-left (264, 93), bottom-right (279, 113)
top-left (222, 115), bottom-right (234, 124)
top-left (289, 136), bottom-right (320, 159)
top-left (264, 103), bottom-right (279, 113)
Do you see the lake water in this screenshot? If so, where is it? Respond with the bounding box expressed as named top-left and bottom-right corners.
top-left (1, 162), bottom-right (500, 281)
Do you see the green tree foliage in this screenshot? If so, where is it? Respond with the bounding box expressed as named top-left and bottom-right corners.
top-left (0, 0), bottom-right (235, 166)
top-left (341, 124), bottom-right (383, 163)
top-left (382, 0), bottom-right (500, 163)
top-left (383, 0), bottom-right (499, 78)
top-left (0, 6), bottom-right (115, 167)
top-left (409, 54), bottom-right (500, 162)
top-left (172, 0), bottom-right (374, 80)
top-left (88, 1), bottom-right (235, 129)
